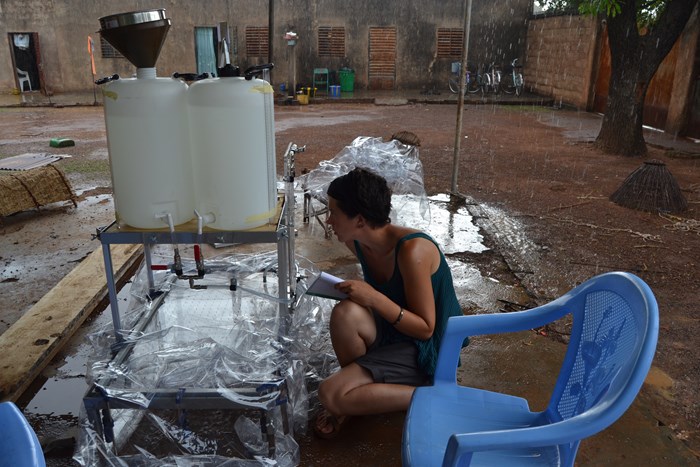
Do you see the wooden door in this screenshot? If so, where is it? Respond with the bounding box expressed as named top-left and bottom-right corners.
top-left (686, 50), bottom-right (700, 139)
top-left (369, 27), bottom-right (396, 90)
top-left (9, 32), bottom-right (42, 92)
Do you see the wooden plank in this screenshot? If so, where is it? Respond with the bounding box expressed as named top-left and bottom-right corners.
top-left (0, 244), bottom-right (142, 402)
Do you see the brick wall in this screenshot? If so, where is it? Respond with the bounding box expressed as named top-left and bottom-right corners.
top-left (524, 15), bottom-right (600, 109)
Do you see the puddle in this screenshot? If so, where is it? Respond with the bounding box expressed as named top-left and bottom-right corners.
top-left (78, 193), bottom-right (112, 207)
top-left (275, 109), bottom-right (380, 132)
top-left (427, 194), bottom-right (488, 255)
top-left (21, 281), bottom-right (132, 423)
top-left (535, 110), bottom-right (601, 143)
top-left (24, 377), bottom-right (87, 417)
top-left (476, 203), bottom-right (541, 275)
top-left (448, 258), bottom-right (531, 313)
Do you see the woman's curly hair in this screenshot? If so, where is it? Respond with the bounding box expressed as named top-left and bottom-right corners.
top-left (327, 167), bottom-right (392, 228)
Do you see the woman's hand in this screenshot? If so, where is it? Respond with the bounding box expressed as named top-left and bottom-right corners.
top-left (335, 280), bottom-right (377, 308)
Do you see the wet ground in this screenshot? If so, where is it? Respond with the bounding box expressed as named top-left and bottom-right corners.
top-left (1, 94), bottom-right (699, 465)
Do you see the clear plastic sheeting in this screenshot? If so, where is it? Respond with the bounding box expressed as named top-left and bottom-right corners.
top-left (74, 251), bottom-right (338, 466)
top-left (299, 136), bottom-right (431, 229)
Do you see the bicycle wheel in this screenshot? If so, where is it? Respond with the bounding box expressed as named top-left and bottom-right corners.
top-left (448, 76), bottom-right (461, 94)
top-left (466, 74), bottom-right (482, 94)
top-left (492, 71), bottom-right (502, 94)
top-left (515, 73), bottom-right (523, 96)
top-left (482, 73), bottom-right (492, 94)
top-left (501, 74), bottom-right (516, 95)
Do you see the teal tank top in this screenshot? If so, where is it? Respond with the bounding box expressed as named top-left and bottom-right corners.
top-left (354, 232), bottom-right (464, 377)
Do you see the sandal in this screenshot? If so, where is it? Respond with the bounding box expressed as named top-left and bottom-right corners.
top-left (313, 409), bottom-right (349, 439)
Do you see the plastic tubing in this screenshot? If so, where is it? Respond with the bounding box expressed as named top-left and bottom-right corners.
top-left (156, 212), bottom-right (183, 276)
top-left (193, 210), bottom-right (215, 276)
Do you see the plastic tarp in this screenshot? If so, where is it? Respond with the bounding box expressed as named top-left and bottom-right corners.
top-left (299, 136), bottom-right (431, 230)
top-left (74, 136), bottom-right (432, 465)
top-left (74, 251), bottom-right (338, 466)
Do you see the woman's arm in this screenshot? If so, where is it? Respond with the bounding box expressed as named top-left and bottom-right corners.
top-left (394, 237), bottom-right (438, 340)
top-left (335, 237), bottom-right (438, 340)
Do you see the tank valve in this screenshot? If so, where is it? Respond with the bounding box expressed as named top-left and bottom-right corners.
top-left (95, 74), bottom-right (120, 85)
top-left (244, 63), bottom-right (275, 80)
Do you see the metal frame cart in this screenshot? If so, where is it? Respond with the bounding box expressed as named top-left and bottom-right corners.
top-left (82, 144), bottom-right (305, 460)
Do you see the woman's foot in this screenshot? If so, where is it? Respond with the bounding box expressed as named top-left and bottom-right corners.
top-left (313, 409), bottom-right (349, 439)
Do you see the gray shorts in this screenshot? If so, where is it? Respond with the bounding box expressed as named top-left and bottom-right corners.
top-left (355, 341), bottom-right (430, 386)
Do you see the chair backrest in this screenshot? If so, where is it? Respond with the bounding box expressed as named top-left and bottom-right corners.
top-left (544, 272), bottom-right (658, 458)
top-left (0, 401), bottom-right (46, 466)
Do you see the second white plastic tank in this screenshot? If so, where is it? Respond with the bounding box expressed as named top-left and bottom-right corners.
top-left (187, 70), bottom-right (277, 230)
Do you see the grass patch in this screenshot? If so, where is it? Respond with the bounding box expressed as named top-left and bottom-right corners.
top-left (61, 158), bottom-right (111, 174)
top-left (498, 104), bottom-right (552, 113)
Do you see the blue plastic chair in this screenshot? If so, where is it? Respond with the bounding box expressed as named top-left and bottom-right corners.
top-left (0, 401), bottom-right (46, 466)
top-left (402, 271), bottom-right (659, 467)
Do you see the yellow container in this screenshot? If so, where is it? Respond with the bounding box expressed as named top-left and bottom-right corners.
top-left (297, 93), bottom-right (309, 105)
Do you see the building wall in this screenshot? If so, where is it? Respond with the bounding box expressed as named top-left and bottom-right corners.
top-left (662, 7), bottom-right (699, 137)
top-left (0, 0), bottom-right (532, 94)
top-left (523, 14), bottom-right (600, 109)
top-left (524, 10), bottom-right (700, 137)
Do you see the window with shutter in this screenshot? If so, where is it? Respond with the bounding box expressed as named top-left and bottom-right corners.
top-left (245, 26), bottom-right (269, 58)
top-left (318, 27), bottom-right (345, 58)
top-left (437, 28), bottom-right (464, 58)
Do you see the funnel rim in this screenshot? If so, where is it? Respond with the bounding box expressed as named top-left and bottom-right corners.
top-left (99, 18), bottom-right (171, 35)
top-left (99, 9), bottom-right (167, 30)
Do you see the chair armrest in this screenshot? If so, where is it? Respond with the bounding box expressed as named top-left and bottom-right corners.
top-left (441, 412), bottom-right (604, 467)
top-left (434, 300), bottom-right (572, 384)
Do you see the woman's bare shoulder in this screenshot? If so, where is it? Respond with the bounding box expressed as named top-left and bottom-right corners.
top-left (397, 230), bottom-right (438, 260)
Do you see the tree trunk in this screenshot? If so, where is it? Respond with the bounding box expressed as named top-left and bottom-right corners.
top-left (595, 0), bottom-right (699, 157)
top-left (596, 51), bottom-right (648, 156)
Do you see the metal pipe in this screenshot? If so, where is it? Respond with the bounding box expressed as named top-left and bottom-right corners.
top-left (451, 0), bottom-right (473, 195)
top-left (143, 242), bottom-right (156, 296)
top-left (193, 209), bottom-right (207, 277)
top-left (285, 144), bottom-right (297, 296)
top-left (156, 212), bottom-right (183, 276)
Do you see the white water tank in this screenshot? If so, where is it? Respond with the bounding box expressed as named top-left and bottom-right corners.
top-left (187, 72), bottom-right (277, 230)
top-left (102, 68), bottom-right (195, 228)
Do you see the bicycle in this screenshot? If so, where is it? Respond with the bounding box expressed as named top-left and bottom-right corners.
top-left (501, 58), bottom-right (524, 96)
top-left (448, 62), bottom-right (484, 95)
top-left (482, 62), bottom-right (501, 94)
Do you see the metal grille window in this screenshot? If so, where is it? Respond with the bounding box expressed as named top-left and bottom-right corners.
top-left (436, 28), bottom-right (463, 58)
top-left (245, 26), bottom-right (269, 57)
top-left (318, 27), bottom-right (345, 58)
top-left (100, 37), bottom-right (123, 58)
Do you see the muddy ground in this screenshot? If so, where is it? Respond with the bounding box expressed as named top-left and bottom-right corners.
top-left (1, 102), bottom-right (699, 459)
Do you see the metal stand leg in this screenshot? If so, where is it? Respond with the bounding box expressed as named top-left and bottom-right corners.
top-left (277, 228), bottom-right (289, 336)
top-left (143, 243), bottom-right (156, 296)
top-left (101, 243), bottom-right (123, 342)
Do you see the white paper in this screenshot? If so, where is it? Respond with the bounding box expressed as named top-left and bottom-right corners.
top-left (307, 272), bottom-right (348, 300)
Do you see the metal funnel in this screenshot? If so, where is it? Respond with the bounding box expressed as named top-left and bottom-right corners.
top-left (99, 9), bottom-right (171, 69)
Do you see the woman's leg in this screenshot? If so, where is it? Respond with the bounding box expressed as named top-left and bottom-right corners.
top-left (329, 299), bottom-right (377, 367)
top-left (316, 300), bottom-right (414, 435)
top-left (319, 363), bottom-right (415, 416)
